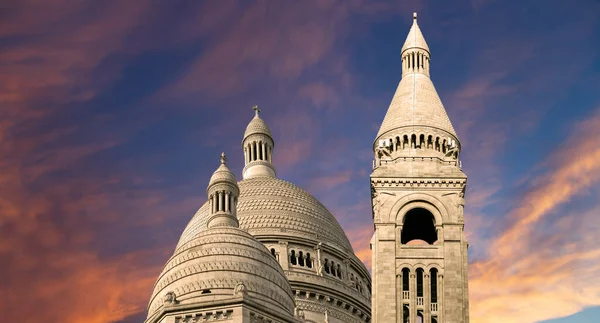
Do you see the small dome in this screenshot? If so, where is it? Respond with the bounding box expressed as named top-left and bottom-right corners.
top-left (146, 227), bottom-right (295, 322)
top-left (207, 153), bottom-right (236, 190)
top-left (244, 109), bottom-right (272, 139)
top-left (406, 239), bottom-right (430, 246)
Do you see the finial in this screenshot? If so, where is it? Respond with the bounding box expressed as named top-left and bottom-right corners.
top-left (252, 105), bottom-right (261, 116)
top-left (220, 152), bottom-right (227, 164)
top-left (413, 12), bottom-right (417, 21)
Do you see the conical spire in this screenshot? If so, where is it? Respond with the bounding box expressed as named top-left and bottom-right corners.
top-left (242, 105), bottom-right (276, 179)
top-left (375, 13), bottom-right (458, 145)
top-left (206, 152), bottom-right (240, 229)
top-left (401, 13), bottom-right (430, 54)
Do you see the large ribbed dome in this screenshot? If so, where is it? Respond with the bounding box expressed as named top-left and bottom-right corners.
top-left (147, 227), bottom-right (295, 322)
top-left (177, 177), bottom-right (353, 253)
top-left (237, 177), bottom-right (353, 251)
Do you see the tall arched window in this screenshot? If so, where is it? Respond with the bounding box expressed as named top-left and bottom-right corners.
top-left (290, 250), bottom-right (297, 265)
top-left (306, 253), bottom-right (312, 268)
top-left (417, 268), bottom-right (424, 297)
top-left (430, 268), bottom-right (438, 303)
top-left (298, 251), bottom-right (305, 266)
top-left (402, 268), bottom-right (410, 293)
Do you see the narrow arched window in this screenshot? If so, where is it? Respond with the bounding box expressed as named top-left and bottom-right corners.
top-left (430, 268), bottom-right (438, 303)
top-left (337, 264), bottom-right (342, 279)
top-left (271, 248), bottom-right (276, 258)
top-left (402, 268), bottom-right (410, 293)
top-left (306, 253), bottom-right (312, 268)
top-left (290, 250), bottom-right (297, 265)
top-left (417, 268), bottom-right (424, 297)
top-left (331, 261), bottom-right (336, 277)
top-left (324, 259), bottom-right (330, 274)
top-left (298, 251), bottom-right (305, 266)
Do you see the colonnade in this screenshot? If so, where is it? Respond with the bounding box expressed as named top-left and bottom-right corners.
top-left (396, 268), bottom-right (443, 323)
top-left (244, 141), bottom-right (272, 164)
top-left (209, 190), bottom-right (237, 215)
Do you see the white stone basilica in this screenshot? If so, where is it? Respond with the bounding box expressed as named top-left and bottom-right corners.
top-left (145, 14), bottom-right (470, 323)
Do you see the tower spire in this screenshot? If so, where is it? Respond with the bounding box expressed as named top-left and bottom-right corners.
top-left (374, 13), bottom-right (459, 165)
top-left (242, 105), bottom-right (276, 179)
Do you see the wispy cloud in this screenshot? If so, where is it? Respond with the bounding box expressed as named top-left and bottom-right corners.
top-left (469, 108), bottom-right (600, 323)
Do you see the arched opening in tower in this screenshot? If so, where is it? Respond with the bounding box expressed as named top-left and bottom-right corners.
top-left (401, 208), bottom-right (437, 244)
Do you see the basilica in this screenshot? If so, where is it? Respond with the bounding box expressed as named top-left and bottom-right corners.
top-left (145, 13), bottom-right (470, 323)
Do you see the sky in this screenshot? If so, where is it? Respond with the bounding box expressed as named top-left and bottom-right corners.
top-left (0, 0), bottom-right (599, 322)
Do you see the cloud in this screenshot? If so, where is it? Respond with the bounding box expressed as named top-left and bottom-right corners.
top-left (469, 108), bottom-right (600, 323)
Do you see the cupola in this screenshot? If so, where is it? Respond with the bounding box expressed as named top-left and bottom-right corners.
top-left (242, 105), bottom-right (276, 179)
top-left (206, 152), bottom-right (239, 228)
top-left (402, 12), bottom-right (431, 78)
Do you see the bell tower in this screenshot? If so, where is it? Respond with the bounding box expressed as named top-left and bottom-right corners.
top-left (370, 13), bottom-right (469, 323)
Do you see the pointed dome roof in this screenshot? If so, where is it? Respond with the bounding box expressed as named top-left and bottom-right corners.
top-left (207, 153), bottom-right (236, 190)
top-left (244, 106), bottom-right (272, 139)
top-left (376, 13), bottom-right (458, 141)
top-left (376, 74), bottom-right (457, 139)
top-left (402, 13), bottom-right (429, 53)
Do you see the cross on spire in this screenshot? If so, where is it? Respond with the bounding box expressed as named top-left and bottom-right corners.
top-left (220, 152), bottom-right (227, 164)
top-left (252, 105), bottom-right (261, 116)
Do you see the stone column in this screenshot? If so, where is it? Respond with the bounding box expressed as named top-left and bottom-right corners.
top-left (438, 274), bottom-right (444, 323)
top-left (343, 259), bottom-right (350, 282)
top-left (424, 273), bottom-right (430, 323)
top-left (410, 273), bottom-right (416, 323)
top-left (279, 242), bottom-right (289, 270)
top-left (262, 142), bottom-right (266, 161)
top-left (225, 192), bottom-right (230, 212)
top-left (396, 274), bottom-right (402, 323)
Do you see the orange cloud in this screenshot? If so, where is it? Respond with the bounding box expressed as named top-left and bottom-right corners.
top-left (347, 226), bottom-right (374, 269)
top-left (469, 108), bottom-right (600, 323)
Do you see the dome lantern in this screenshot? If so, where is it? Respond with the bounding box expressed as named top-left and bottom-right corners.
top-left (206, 152), bottom-right (240, 229)
top-left (242, 105), bottom-right (276, 179)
